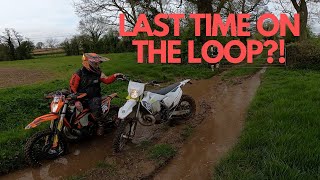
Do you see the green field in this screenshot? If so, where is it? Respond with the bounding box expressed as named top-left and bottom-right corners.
top-left (0, 52), bottom-right (215, 174)
top-left (2, 52), bottom-right (318, 178)
top-left (214, 68), bottom-right (320, 179)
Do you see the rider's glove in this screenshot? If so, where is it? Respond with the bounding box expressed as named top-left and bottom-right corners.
top-left (114, 73), bottom-right (124, 79)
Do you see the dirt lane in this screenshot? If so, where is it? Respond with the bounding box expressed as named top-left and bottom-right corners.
top-left (154, 70), bottom-right (263, 180)
top-left (0, 70), bottom-right (263, 180)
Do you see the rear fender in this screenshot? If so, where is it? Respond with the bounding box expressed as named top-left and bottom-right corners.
top-left (25, 114), bottom-right (59, 129)
top-left (180, 79), bottom-right (191, 87)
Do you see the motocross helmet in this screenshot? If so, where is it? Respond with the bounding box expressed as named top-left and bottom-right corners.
top-left (82, 53), bottom-right (110, 74)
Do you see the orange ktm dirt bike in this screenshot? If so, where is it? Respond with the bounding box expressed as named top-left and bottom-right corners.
top-left (24, 90), bottom-right (119, 166)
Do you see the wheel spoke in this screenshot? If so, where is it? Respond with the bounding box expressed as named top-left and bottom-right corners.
top-left (26, 130), bottom-right (66, 166)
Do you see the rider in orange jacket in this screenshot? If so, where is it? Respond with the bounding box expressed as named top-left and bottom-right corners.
top-left (69, 53), bottom-right (122, 136)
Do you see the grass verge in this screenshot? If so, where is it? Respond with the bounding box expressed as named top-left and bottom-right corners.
top-left (148, 144), bottom-right (177, 165)
top-left (181, 125), bottom-right (194, 140)
top-left (222, 50), bottom-right (267, 79)
top-left (214, 68), bottom-right (320, 179)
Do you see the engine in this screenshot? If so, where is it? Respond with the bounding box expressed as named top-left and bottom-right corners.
top-left (139, 102), bottom-right (169, 126)
top-left (138, 114), bottom-right (157, 126)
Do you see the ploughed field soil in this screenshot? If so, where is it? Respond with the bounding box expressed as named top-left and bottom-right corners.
top-left (0, 68), bottom-right (52, 88)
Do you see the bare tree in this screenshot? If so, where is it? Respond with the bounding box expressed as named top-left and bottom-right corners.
top-left (274, 0), bottom-right (320, 41)
top-left (222, 0), bottom-right (270, 42)
top-left (223, 0), bottom-right (270, 21)
top-left (75, 0), bottom-right (139, 28)
top-left (36, 42), bottom-right (44, 49)
top-left (46, 38), bottom-right (58, 48)
top-left (74, 0), bottom-right (182, 28)
top-left (79, 16), bottom-right (108, 43)
top-left (12, 29), bottom-right (23, 46)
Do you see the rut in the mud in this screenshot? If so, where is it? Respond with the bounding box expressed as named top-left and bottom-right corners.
top-left (154, 70), bottom-right (263, 180)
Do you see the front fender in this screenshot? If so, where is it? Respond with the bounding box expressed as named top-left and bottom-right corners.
top-left (25, 114), bottom-right (59, 129)
top-left (118, 99), bottom-right (137, 120)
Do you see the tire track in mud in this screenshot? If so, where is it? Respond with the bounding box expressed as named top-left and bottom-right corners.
top-left (154, 70), bottom-right (263, 180)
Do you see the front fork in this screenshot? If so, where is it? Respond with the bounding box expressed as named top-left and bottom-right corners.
top-left (129, 99), bottom-right (142, 138)
top-left (124, 99), bottom-right (142, 139)
top-left (50, 102), bottom-right (68, 148)
top-left (129, 121), bottom-right (138, 138)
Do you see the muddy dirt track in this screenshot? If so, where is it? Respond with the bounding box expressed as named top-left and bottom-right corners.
top-left (155, 69), bottom-right (263, 180)
top-left (0, 69), bottom-right (263, 180)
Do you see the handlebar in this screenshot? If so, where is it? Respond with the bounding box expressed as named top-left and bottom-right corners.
top-left (117, 75), bottom-right (161, 87)
top-left (116, 75), bottom-right (131, 82)
top-left (45, 95), bottom-right (53, 99)
top-left (148, 81), bottom-right (161, 87)
top-left (44, 92), bottom-right (87, 100)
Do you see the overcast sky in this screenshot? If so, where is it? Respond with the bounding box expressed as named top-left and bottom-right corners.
top-left (0, 0), bottom-right (79, 43)
top-left (0, 1), bottom-right (319, 44)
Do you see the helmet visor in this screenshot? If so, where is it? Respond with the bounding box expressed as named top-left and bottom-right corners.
top-left (89, 61), bottom-right (101, 70)
top-left (84, 53), bottom-right (109, 62)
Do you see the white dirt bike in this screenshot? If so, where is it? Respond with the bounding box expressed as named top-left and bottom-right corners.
top-left (113, 76), bottom-right (196, 152)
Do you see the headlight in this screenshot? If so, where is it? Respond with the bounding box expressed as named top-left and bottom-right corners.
top-left (51, 96), bottom-right (63, 113)
top-left (130, 89), bottom-right (139, 99)
top-left (51, 103), bottom-right (59, 113)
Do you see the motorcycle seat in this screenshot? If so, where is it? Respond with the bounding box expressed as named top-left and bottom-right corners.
top-left (150, 82), bottom-right (180, 95)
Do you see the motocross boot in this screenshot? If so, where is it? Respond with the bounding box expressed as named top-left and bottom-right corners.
top-left (89, 97), bottom-right (105, 136)
top-left (96, 119), bottom-right (105, 136)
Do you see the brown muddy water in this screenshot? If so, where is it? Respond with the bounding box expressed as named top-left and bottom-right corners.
top-left (154, 69), bottom-right (264, 180)
top-left (0, 136), bottom-right (114, 180)
top-left (0, 69), bottom-right (264, 180)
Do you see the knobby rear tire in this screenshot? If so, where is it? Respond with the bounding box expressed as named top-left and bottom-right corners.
top-left (174, 94), bottom-right (196, 121)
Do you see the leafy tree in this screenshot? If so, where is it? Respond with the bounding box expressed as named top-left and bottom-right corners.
top-left (101, 30), bottom-right (120, 53)
top-left (1, 29), bottom-right (16, 60)
top-left (16, 40), bottom-right (35, 60)
top-left (0, 44), bottom-right (10, 61)
top-left (0, 29), bottom-right (34, 61)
